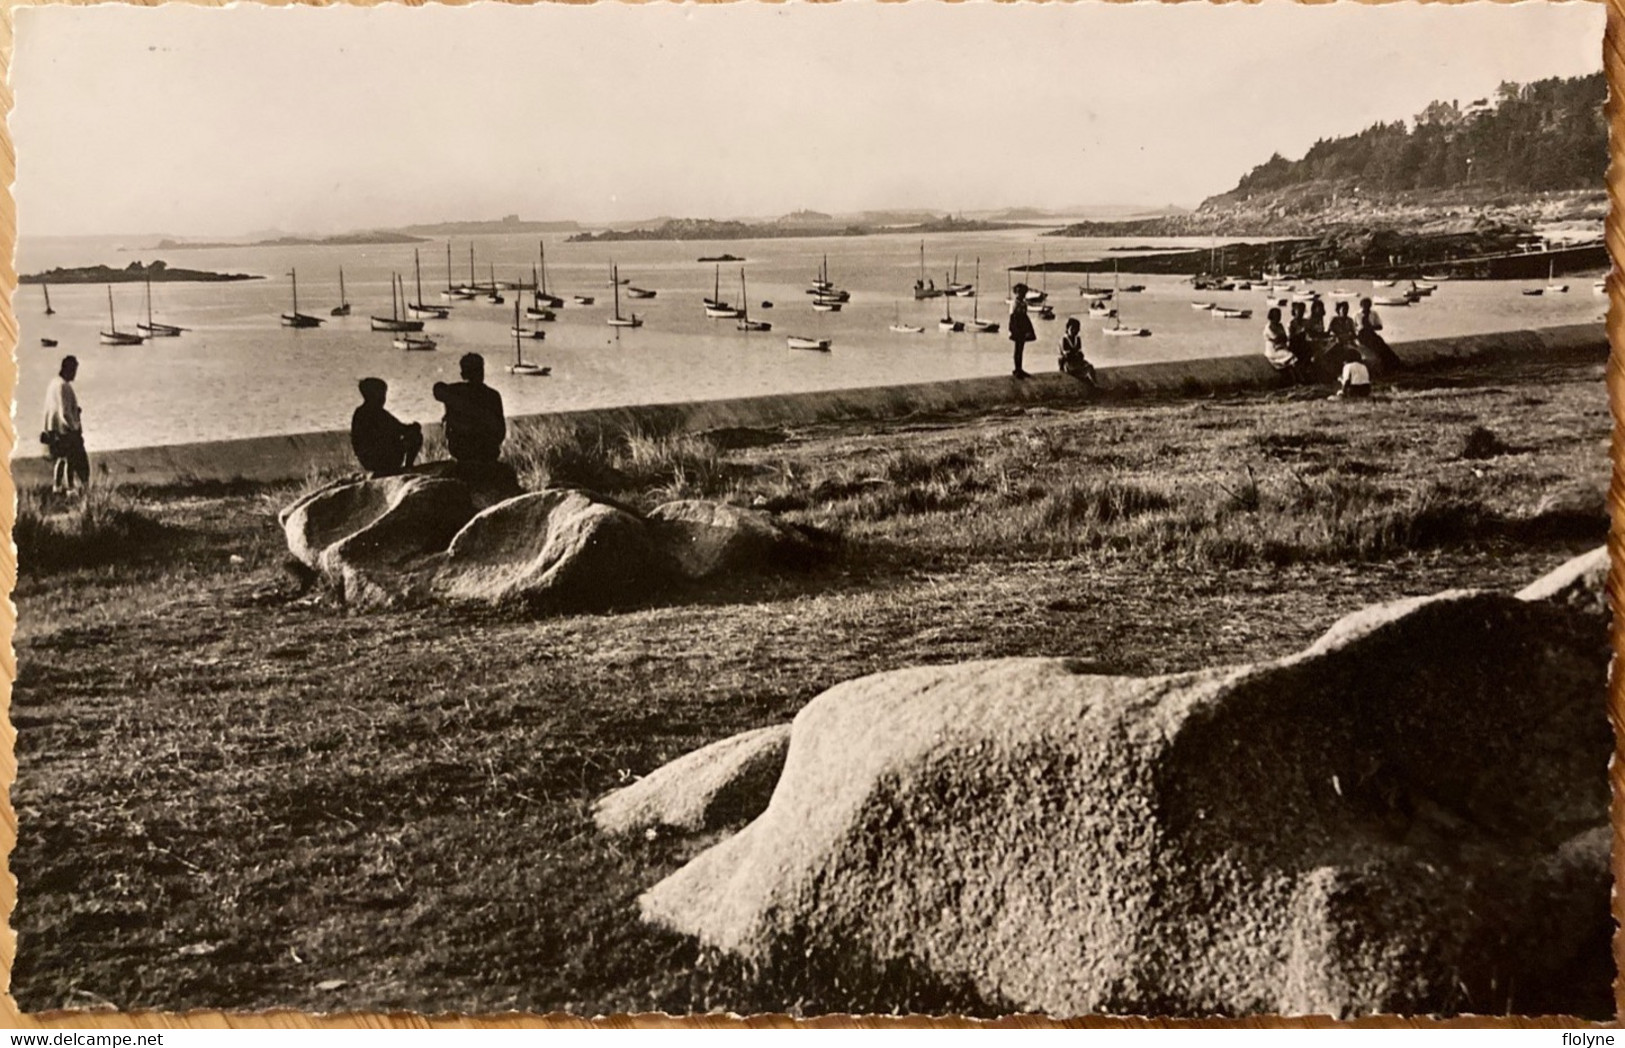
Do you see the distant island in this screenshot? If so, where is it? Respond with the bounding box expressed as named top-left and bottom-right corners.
top-left (571, 213), bottom-right (1035, 244)
top-left (151, 231), bottom-right (428, 250)
top-left (697, 254), bottom-right (746, 263)
top-left (394, 214), bottom-right (581, 236)
top-left (21, 260), bottom-right (261, 284)
top-left (1049, 72), bottom-right (1605, 240)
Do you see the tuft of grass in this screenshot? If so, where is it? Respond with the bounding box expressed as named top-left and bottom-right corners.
top-left (15, 486), bottom-right (176, 573)
top-left (1459, 425), bottom-right (1511, 460)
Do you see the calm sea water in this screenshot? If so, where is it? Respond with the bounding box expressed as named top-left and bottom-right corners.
top-left (15, 229), bottom-right (1606, 454)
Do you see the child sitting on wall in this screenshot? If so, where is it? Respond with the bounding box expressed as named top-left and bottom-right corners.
top-left (1058, 318), bottom-right (1095, 385)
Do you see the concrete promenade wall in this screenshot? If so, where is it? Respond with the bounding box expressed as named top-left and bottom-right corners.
top-left (12, 322), bottom-right (1607, 489)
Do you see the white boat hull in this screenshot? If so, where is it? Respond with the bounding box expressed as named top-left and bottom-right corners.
top-left (394, 336), bottom-right (437, 351)
top-left (787, 337), bottom-right (831, 351)
top-left (508, 363), bottom-right (551, 376)
top-left (100, 330), bottom-right (146, 345)
top-left (889, 324), bottom-right (924, 334)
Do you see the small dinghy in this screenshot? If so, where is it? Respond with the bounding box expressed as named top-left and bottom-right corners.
top-left (787, 335), bottom-right (832, 352)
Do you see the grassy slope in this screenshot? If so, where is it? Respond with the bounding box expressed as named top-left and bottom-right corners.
top-left (9, 356), bottom-right (1609, 1017)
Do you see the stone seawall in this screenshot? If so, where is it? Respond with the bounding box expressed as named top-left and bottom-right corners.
top-left (12, 322), bottom-right (1606, 489)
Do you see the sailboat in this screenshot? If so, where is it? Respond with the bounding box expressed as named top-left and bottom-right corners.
top-left (99, 285), bottom-right (146, 345)
top-left (485, 263), bottom-right (505, 305)
top-left (736, 270), bottom-right (771, 332)
top-left (392, 276), bottom-right (437, 350)
top-left (1546, 258), bottom-right (1569, 294)
top-left (280, 269), bottom-right (324, 328)
top-left (1030, 249), bottom-right (1056, 318)
top-left (442, 243), bottom-right (476, 301)
top-left (136, 276), bottom-right (185, 337)
top-left (509, 297), bottom-right (551, 376)
top-left (407, 251), bottom-right (451, 318)
top-left (525, 265), bottom-right (557, 321)
top-left (962, 258), bottom-right (999, 333)
top-left (510, 285), bottom-right (548, 341)
top-left (535, 242), bottom-right (564, 308)
top-left (625, 275), bottom-right (657, 300)
top-left (1023, 250), bottom-right (1048, 305)
top-left (809, 255), bottom-right (849, 304)
top-left (607, 264), bottom-right (643, 327)
top-left (946, 256), bottom-right (974, 297)
top-left (705, 265), bottom-right (741, 318)
top-left (371, 272), bottom-right (426, 332)
top-left (889, 302), bottom-right (924, 334)
top-left (42, 281), bottom-right (54, 316)
top-left (1102, 261), bottom-right (1150, 337)
top-left (938, 275), bottom-right (964, 332)
top-left (330, 268), bottom-right (351, 316)
top-left (913, 240), bottom-right (941, 300)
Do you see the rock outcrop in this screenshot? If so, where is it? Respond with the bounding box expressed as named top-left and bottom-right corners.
top-left (593, 724), bottom-right (792, 838)
top-left (648, 500), bottom-right (826, 580)
top-left (636, 583), bottom-right (1612, 1018)
top-left (434, 489), bottom-right (665, 609)
top-left (279, 474), bottom-right (476, 606)
top-left (1518, 544), bottom-right (1611, 623)
top-left (280, 470), bottom-right (819, 611)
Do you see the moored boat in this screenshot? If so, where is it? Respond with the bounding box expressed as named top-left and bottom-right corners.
top-left (136, 276), bottom-right (185, 337)
top-left (607, 264), bottom-right (643, 327)
top-left (331, 268), bottom-right (352, 316)
top-left (280, 268), bottom-right (324, 328)
top-left (101, 285), bottom-right (147, 345)
top-left (509, 297), bottom-right (550, 375)
top-left (372, 274), bottom-right (427, 332)
top-left (787, 335), bottom-right (831, 351)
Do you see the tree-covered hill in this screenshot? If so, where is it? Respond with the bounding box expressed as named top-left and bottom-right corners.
top-left (1217, 73), bottom-right (1604, 202)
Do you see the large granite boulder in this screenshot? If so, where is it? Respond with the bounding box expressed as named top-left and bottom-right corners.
top-left (594, 724), bottom-right (792, 838)
top-left (433, 488), bottom-right (667, 609)
top-left (403, 459), bottom-right (524, 510)
top-left (639, 588), bottom-right (1611, 1018)
top-left (279, 474), bottom-right (477, 606)
top-left (1518, 545), bottom-right (1610, 624)
top-left (648, 500), bottom-right (827, 580)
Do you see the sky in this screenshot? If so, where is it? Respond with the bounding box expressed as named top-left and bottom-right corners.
top-left (12, 1), bottom-right (1605, 239)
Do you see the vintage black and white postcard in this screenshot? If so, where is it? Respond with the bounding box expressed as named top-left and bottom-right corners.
top-left (6, 0), bottom-right (1613, 1023)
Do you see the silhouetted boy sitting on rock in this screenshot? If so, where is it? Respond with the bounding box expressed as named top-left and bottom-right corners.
top-left (350, 377), bottom-right (423, 476)
top-left (433, 353), bottom-right (506, 463)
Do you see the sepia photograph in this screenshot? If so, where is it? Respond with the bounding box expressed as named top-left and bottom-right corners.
top-left (7, 0), bottom-right (1614, 1021)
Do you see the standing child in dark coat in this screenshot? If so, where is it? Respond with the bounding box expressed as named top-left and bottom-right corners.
top-left (1008, 284), bottom-right (1036, 379)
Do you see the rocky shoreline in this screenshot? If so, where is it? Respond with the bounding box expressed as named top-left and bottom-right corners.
top-left (20, 259), bottom-right (260, 284)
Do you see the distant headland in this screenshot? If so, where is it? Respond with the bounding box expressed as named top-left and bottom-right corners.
top-left (569, 213), bottom-right (1034, 244)
top-left (21, 260), bottom-right (261, 284)
top-left (149, 231), bottom-right (428, 250)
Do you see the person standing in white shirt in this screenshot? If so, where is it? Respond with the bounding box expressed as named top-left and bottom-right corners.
top-left (41, 355), bottom-right (88, 493)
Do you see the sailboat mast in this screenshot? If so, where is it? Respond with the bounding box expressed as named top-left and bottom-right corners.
top-left (107, 285), bottom-right (115, 330)
top-left (43, 281), bottom-right (53, 316)
top-left (447, 243), bottom-right (454, 291)
top-left (340, 267), bottom-right (347, 306)
top-left (469, 245), bottom-right (476, 288)
top-left (514, 296), bottom-right (522, 366)
top-left (291, 269), bottom-right (299, 316)
top-left (146, 276), bottom-right (154, 328)
top-left (533, 265), bottom-right (540, 307)
top-left (391, 272), bottom-right (399, 320)
top-left (613, 264), bottom-right (622, 320)
top-left (740, 269), bottom-right (747, 321)
top-left (415, 250), bottom-right (424, 305)
top-left (539, 240), bottom-right (548, 295)
top-left (972, 258), bottom-right (981, 322)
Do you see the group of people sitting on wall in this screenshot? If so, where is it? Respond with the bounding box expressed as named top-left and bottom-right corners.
top-left (350, 352), bottom-right (506, 475)
top-left (1264, 296), bottom-right (1405, 399)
